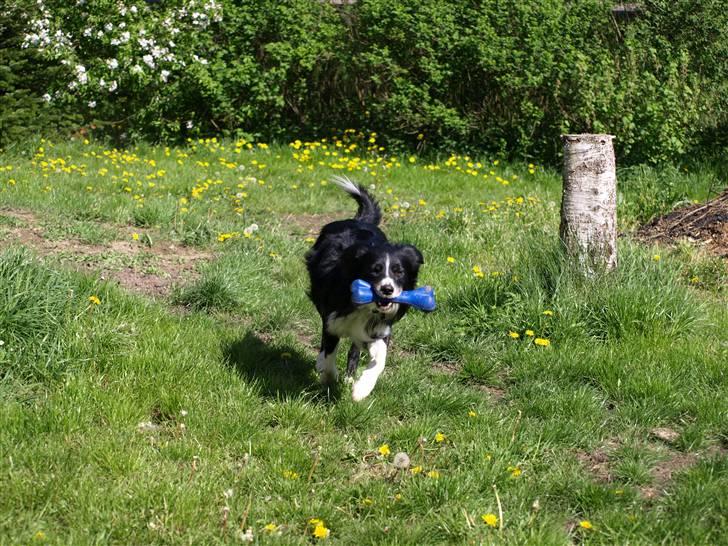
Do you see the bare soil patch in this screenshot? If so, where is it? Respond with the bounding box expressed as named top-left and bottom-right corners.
top-left (575, 434), bottom-right (723, 500)
top-left (636, 190), bottom-right (728, 258)
top-left (283, 213), bottom-right (341, 237)
top-left (0, 208), bottom-right (211, 297)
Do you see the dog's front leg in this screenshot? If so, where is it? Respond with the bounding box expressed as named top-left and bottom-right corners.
top-left (352, 338), bottom-right (387, 401)
top-left (316, 331), bottom-right (339, 385)
top-left (345, 344), bottom-right (361, 383)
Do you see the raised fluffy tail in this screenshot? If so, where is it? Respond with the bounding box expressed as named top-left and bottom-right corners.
top-left (331, 175), bottom-right (382, 225)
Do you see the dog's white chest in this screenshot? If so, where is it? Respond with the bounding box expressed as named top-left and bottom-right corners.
top-left (327, 305), bottom-right (395, 345)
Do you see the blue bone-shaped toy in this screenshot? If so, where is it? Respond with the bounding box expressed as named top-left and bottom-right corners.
top-left (351, 279), bottom-right (436, 312)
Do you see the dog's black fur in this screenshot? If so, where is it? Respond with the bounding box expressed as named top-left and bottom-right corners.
top-left (305, 176), bottom-right (424, 397)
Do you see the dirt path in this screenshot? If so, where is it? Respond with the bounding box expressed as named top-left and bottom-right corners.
top-left (0, 208), bottom-right (211, 297)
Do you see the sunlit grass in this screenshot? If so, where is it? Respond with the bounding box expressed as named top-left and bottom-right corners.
top-left (0, 135), bottom-right (726, 544)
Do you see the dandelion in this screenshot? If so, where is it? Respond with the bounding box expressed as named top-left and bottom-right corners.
top-left (282, 470), bottom-right (299, 480)
top-left (309, 519), bottom-right (330, 539)
top-left (472, 265), bottom-right (484, 278)
top-left (427, 470), bottom-right (440, 479)
top-left (652, 254), bottom-right (661, 262)
top-left (482, 513), bottom-right (498, 527)
top-left (237, 528), bottom-right (254, 542)
top-left (434, 432), bottom-right (446, 443)
top-left (410, 465), bottom-right (423, 475)
top-left (525, 330), bottom-right (535, 337)
top-left (447, 256), bottom-right (455, 264)
top-left (507, 465), bottom-right (522, 478)
top-left (88, 295), bottom-right (101, 305)
top-left (33, 531), bottom-right (46, 541)
top-left (378, 444), bottom-right (391, 457)
top-left (543, 310), bottom-right (553, 316)
top-left (508, 331), bottom-right (520, 339)
top-left (393, 452), bottom-right (410, 469)
top-left (534, 338), bottom-right (550, 347)
top-left (468, 410), bottom-right (477, 417)
top-left (132, 233), bottom-right (139, 241)
top-left (579, 520), bottom-right (593, 530)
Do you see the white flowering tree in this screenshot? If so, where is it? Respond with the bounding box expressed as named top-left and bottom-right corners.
top-left (22, 0), bottom-right (223, 137)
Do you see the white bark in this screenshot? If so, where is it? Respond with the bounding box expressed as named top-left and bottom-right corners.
top-left (560, 134), bottom-right (617, 273)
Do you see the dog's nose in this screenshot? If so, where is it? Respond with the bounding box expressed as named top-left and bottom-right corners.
top-left (380, 284), bottom-right (394, 296)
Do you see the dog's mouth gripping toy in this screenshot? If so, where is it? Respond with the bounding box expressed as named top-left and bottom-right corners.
top-left (351, 279), bottom-right (436, 312)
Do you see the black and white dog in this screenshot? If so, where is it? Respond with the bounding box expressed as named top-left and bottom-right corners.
top-left (306, 176), bottom-right (424, 401)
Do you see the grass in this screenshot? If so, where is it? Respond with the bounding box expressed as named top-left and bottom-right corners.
top-left (0, 133), bottom-right (727, 544)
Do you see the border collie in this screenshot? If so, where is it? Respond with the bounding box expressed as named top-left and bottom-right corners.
top-left (305, 176), bottom-right (424, 401)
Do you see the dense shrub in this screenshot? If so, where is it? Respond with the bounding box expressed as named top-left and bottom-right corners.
top-left (9, 0), bottom-right (728, 164)
top-left (0, 1), bottom-right (79, 148)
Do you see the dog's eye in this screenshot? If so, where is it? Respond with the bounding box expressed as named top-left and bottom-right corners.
top-left (371, 264), bottom-right (383, 274)
top-left (391, 265), bottom-right (404, 277)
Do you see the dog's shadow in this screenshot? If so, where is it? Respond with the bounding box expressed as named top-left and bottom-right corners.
top-left (222, 332), bottom-right (339, 400)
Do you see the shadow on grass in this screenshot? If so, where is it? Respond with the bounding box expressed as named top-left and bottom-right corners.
top-left (222, 331), bottom-right (340, 400)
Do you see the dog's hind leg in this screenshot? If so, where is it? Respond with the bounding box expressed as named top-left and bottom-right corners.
top-left (352, 338), bottom-right (388, 401)
top-left (316, 331), bottom-right (339, 385)
top-left (345, 344), bottom-right (361, 382)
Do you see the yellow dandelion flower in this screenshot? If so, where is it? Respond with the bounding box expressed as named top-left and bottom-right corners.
top-left (652, 255), bottom-right (661, 261)
top-left (427, 470), bottom-right (440, 479)
top-left (132, 233), bottom-right (140, 241)
top-left (468, 410), bottom-right (477, 417)
top-left (507, 465), bottom-right (522, 477)
top-left (579, 520), bottom-right (593, 530)
top-left (525, 330), bottom-right (535, 337)
top-left (434, 432), bottom-right (446, 443)
top-left (534, 338), bottom-right (551, 347)
top-left (447, 256), bottom-right (456, 263)
top-left (378, 444), bottom-right (391, 457)
top-left (482, 513), bottom-right (498, 527)
top-left (263, 523), bottom-right (278, 533)
top-left (88, 295), bottom-right (101, 305)
top-left (310, 519), bottom-right (330, 539)
top-left (410, 465), bottom-right (423, 475)
top-left (508, 331), bottom-right (520, 339)
top-left (543, 310), bottom-right (553, 316)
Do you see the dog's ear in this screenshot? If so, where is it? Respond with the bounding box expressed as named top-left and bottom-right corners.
top-left (399, 244), bottom-right (424, 267)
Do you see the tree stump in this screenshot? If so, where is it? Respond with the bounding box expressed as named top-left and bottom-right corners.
top-left (559, 134), bottom-right (617, 273)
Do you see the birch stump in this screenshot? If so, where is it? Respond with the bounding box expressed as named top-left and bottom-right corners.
top-left (560, 134), bottom-right (617, 273)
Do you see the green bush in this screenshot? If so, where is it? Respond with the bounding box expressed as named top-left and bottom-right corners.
top-left (11, 0), bottom-right (728, 164)
top-left (0, 0), bottom-right (79, 148)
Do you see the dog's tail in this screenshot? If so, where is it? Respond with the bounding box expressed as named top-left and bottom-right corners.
top-left (331, 175), bottom-right (382, 225)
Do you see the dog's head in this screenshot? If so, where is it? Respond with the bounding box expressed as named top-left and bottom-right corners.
top-left (348, 243), bottom-right (424, 308)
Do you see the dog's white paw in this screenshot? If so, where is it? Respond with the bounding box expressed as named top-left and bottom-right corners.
top-left (318, 368), bottom-right (338, 385)
top-left (351, 377), bottom-right (376, 401)
top-left (316, 351), bottom-right (338, 384)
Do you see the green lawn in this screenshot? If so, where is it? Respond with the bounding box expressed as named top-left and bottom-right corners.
top-left (1, 133), bottom-right (726, 544)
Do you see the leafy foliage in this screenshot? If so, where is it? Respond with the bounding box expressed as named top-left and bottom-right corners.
top-left (9, 0), bottom-right (728, 163)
